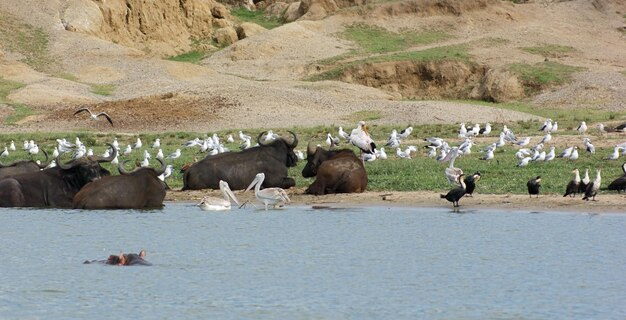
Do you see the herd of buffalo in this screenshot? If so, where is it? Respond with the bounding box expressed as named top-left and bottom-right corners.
top-left (0, 131), bottom-right (367, 209)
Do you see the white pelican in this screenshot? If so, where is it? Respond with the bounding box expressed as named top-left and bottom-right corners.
top-left (197, 180), bottom-right (241, 211)
top-left (166, 149), bottom-right (181, 160)
top-left (440, 147), bottom-right (463, 184)
top-left (349, 121), bottom-right (376, 154)
top-left (74, 108), bottom-right (113, 126)
top-left (152, 139), bottom-right (160, 149)
top-left (245, 172), bottom-right (290, 211)
top-left (577, 121), bottom-right (587, 134)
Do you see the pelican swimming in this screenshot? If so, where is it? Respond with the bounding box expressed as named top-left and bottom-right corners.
top-left (245, 172), bottom-right (290, 211)
top-left (73, 108), bottom-right (113, 126)
top-left (197, 180), bottom-right (241, 211)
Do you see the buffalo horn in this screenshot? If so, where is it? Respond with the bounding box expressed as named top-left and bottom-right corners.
top-left (56, 153), bottom-right (74, 170)
top-left (118, 160), bottom-right (139, 175)
top-left (37, 149), bottom-right (50, 169)
top-left (286, 130), bottom-right (298, 148)
top-left (153, 157), bottom-right (166, 176)
top-left (257, 131), bottom-right (269, 146)
top-left (96, 143), bottom-right (117, 163)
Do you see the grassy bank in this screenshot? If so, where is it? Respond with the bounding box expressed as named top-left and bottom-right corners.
top-left (0, 125), bottom-right (624, 196)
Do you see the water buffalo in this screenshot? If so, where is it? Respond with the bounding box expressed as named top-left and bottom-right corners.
top-left (73, 158), bottom-right (167, 209)
top-left (182, 131), bottom-right (299, 190)
top-left (0, 150), bottom-right (50, 179)
top-left (0, 147), bottom-right (115, 208)
top-left (302, 144), bottom-right (367, 195)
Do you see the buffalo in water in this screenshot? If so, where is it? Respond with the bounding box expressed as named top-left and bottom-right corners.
top-left (302, 144), bottom-right (367, 195)
top-left (182, 131), bottom-right (298, 190)
top-left (0, 150), bottom-right (50, 179)
top-left (0, 146), bottom-right (116, 208)
top-left (73, 158), bottom-right (167, 209)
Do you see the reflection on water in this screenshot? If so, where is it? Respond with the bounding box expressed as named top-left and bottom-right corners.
top-left (0, 203), bottom-right (625, 319)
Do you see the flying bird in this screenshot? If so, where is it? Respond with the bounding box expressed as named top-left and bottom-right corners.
top-left (73, 108), bottom-right (113, 126)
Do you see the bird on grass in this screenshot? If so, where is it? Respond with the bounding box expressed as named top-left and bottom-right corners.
top-left (563, 169), bottom-right (580, 198)
top-left (582, 169), bottom-right (601, 201)
top-left (74, 108), bottom-right (113, 126)
top-left (527, 176), bottom-right (541, 198)
top-left (440, 174), bottom-right (466, 207)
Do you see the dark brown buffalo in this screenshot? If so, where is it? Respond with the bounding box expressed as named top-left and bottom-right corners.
top-left (302, 144), bottom-right (367, 195)
top-left (182, 131), bottom-right (299, 190)
top-left (73, 158), bottom-right (167, 209)
top-left (0, 150), bottom-right (50, 179)
top-left (0, 147), bottom-right (116, 208)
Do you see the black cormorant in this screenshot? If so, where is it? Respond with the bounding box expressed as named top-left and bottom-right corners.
top-left (441, 174), bottom-right (466, 207)
top-left (583, 169), bottom-right (602, 201)
top-left (607, 162), bottom-right (626, 193)
top-left (563, 169), bottom-right (580, 197)
top-left (464, 172), bottom-right (481, 197)
top-left (527, 176), bottom-right (541, 198)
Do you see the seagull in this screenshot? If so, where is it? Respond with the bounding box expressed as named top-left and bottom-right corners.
top-left (577, 121), bottom-right (587, 135)
top-left (539, 119), bottom-right (552, 132)
top-left (515, 137), bottom-right (531, 147)
top-left (539, 132), bottom-right (552, 144)
top-left (569, 146), bottom-right (579, 160)
top-left (607, 146), bottom-right (622, 160)
top-left (362, 152), bottom-right (377, 162)
top-left (326, 133), bottom-right (340, 148)
top-left (518, 157), bottom-right (532, 167)
top-left (143, 149), bottom-right (151, 160)
top-left (166, 149), bottom-right (181, 160)
top-left (459, 123), bottom-right (467, 137)
top-left (398, 126), bottom-right (413, 139)
top-left (338, 127), bottom-right (350, 141)
top-left (550, 121), bottom-right (558, 133)
top-left (152, 139), bottom-right (161, 149)
top-left (197, 180), bottom-right (241, 211)
top-left (295, 150), bottom-right (305, 160)
top-left (73, 108), bottom-right (113, 126)
top-left (479, 123), bottom-right (492, 136)
top-left (123, 145), bottom-right (133, 156)
top-left (132, 138), bottom-right (142, 149)
top-left (263, 130), bottom-right (278, 142)
top-left (240, 138), bottom-right (251, 150)
top-left (396, 147), bottom-right (411, 159)
top-left (1, 147), bottom-right (8, 158)
top-left (559, 146), bottom-right (574, 158)
top-left (583, 138), bottom-right (595, 153)
top-left (226, 134), bottom-right (235, 143)
top-left (245, 172), bottom-right (290, 211)
top-left (427, 146), bottom-right (438, 158)
top-left (52, 147), bottom-right (59, 158)
top-left (140, 157), bottom-right (149, 167)
top-left (239, 131), bottom-right (251, 142)
top-left (9, 141), bottom-right (15, 151)
top-left (156, 149), bottom-right (164, 160)
top-left (378, 147), bottom-right (388, 160)
top-left (544, 146), bottom-right (556, 161)
top-left (481, 148), bottom-right (494, 161)
top-left (112, 138), bottom-right (119, 150)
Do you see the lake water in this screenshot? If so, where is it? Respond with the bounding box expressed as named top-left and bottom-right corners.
top-left (0, 203), bottom-right (624, 319)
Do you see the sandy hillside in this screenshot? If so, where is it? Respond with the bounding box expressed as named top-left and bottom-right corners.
top-left (0, 0), bottom-right (624, 133)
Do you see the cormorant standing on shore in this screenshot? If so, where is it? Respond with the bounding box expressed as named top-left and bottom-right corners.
top-left (607, 162), bottom-right (626, 193)
top-left (441, 174), bottom-right (466, 207)
top-left (582, 169), bottom-right (601, 201)
top-left (464, 172), bottom-right (481, 197)
top-left (563, 169), bottom-right (580, 197)
top-left (527, 176), bottom-right (541, 198)
top-left (578, 168), bottom-right (590, 194)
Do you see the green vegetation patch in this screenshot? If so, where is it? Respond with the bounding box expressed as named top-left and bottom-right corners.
top-left (4, 104), bottom-right (33, 125)
top-left (342, 23), bottom-right (451, 54)
top-left (308, 45), bottom-right (469, 81)
top-left (231, 8), bottom-right (284, 29)
top-left (167, 50), bottom-right (210, 64)
top-left (0, 77), bottom-right (25, 104)
top-left (508, 61), bottom-right (584, 91)
top-left (90, 84), bottom-right (115, 96)
top-left (521, 44), bottom-right (576, 58)
top-left (0, 11), bottom-right (55, 73)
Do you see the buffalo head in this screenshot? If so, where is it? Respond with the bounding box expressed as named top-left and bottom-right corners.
top-left (56, 143), bottom-right (116, 184)
top-left (257, 130), bottom-right (299, 167)
top-left (302, 142), bottom-right (330, 178)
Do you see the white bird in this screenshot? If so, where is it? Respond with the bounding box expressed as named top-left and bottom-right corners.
top-left (362, 152), bottom-right (377, 162)
top-left (349, 121), bottom-right (376, 154)
top-left (143, 150), bottom-right (151, 160)
top-left (607, 146), bottom-right (622, 160)
top-left (440, 147), bottom-right (463, 184)
top-left (326, 133), bottom-right (340, 148)
top-left (559, 146), bottom-right (574, 158)
top-left (9, 141), bottom-right (15, 151)
top-left (263, 130), bottom-right (277, 142)
top-left (424, 137), bottom-right (445, 148)
top-left (396, 147), bottom-right (411, 159)
top-left (481, 148), bottom-right (494, 161)
top-left (133, 138), bottom-right (142, 149)
top-left (140, 157), bottom-right (149, 167)
top-left (583, 138), bottom-right (595, 153)
top-left (73, 108), bottom-right (113, 126)
top-left (52, 147), bottom-right (59, 158)
top-left (427, 146), bottom-right (437, 158)
top-left (239, 131), bottom-right (252, 142)
top-left (378, 147), bottom-right (388, 160)
top-left (515, 137), bottom-right (531, 147)
top-left (245, 173), bottom-right (290, 211)
top-left (295, 150), bottom-right (305, 160)
top-left (569, 146), bottom-right (579, 160)
top-left (101, 148), bottom-right (110, 158)
top-left (470, 123), bottom-right (480, 136)
top-left (386, 129), bottom-right (398, 145)
top-left (162, 165), bottom-right (173, 180)
top-left (86, 148), bottom-right (93, 156)
top-left (539, 132), bottom-right (552, 144)
top-left (495, 133), bottom-right (506, 148)
top-left (545, 147), bottom-right (556, 161)
top-left (152, 138), bottom-right (161, 149)
top-left (550, 121), bottom-right (558, 133)
top-left (539, 119), bottom-right (552, 132)
top-left (123, 145), bottom-right (133, 156)
top-left (515, 149), bottom-right (531, 159)
top-left (184, 138), bottom-right (201, 148)
top-left (112, 138), bottom-right (119, 150)
top-left (226, 134), bottom-right (235, 143)
top-left (480, 123), bottom-right (492, 136)
top-left (338, 127), bottom-right (350, 141)
top-left (1, 147), bottom-right (8, 158)
top-left (459, 123), bottom-right (467, 137)
top-left (28, 144), bottom-right (39, 156)
top-left (111, 154), bottom-right (119, 165)
top-left (22, 140), bottom-right (28, 150)
top-left (518, 157), bottom-right (532, 167)
top-left (197, 180), bottom-right (241, 211)
top-left (577, 121), bottom-right (587, 135)
top-left (398, 126), bottom-right (413, 139)
top-left (166, 149), bottom-right (181, 160)
top-left (156, 149), bottom-right (164, 160)
top-left (240, 138), bottom-right (251, 150)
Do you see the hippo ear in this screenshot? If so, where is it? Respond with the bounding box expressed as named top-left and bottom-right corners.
top-left (139, 250), bottom-right (146, 258)
top-left (118, 251), bottom-right (126, 265)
